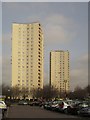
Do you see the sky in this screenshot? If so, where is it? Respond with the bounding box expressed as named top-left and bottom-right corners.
top-left (1, 0), bottom-right (89, 2)
top-left (2, 2), bottom-right (88, 91)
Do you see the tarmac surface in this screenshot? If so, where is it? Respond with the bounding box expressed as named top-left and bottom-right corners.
top-left (6, 105), bottom-right (82, 118)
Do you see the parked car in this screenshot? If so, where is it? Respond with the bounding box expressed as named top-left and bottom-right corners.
top-left (50, 101), bottom-right (60, 111)
top-left (0, 101), bottom-right (7, 118)
top-left (0, 101), bottom-right (7, 110)
top-left (67, 101), bottom-right (89, 115)
top-left (43, 101), bottom-right (53, 110)
top-left (57, 101), bottom-right (70, 113)
top-left (49, 100), bottom-right (63, 111)
top-left (18, 100), bottom-right (28, 105)
top-left (77, 107), bottom-right (90, 116)
top-left (29, 99), bottom-right (41, 106)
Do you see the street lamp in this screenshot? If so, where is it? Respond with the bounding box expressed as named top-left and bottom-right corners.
top-left (63, 80), bottom-right (67, 98)
top-left (8, 89), bottom-right (11, 99)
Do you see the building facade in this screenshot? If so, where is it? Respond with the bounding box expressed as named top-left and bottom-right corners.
top-left (12, 22), bottom-right (44, 97)
top-left (50, 50), bottom-right (70, 94)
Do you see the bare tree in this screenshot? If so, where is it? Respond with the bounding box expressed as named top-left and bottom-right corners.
top-left (11, 86), bottom-right (20, 99)
top-left (42, 85), bottom-right (59, 100)
top-left (68, 86), bottom-right (88, 100)
top-left (2, 84), bottom-right (12, 99)
top-left (20, 87), bottom-right (29, 99)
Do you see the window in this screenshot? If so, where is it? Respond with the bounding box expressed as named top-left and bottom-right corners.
top-left (38, 80), bottom-right (40, 82)
top-left (38, 52), bottom-right (40, 54)
top-left (39, 31), bottom-right (41, 33)
top-left (31, 44), bottom-right (33, 47)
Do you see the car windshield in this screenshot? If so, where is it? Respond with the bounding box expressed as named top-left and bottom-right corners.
top-left (0, 101), bottom-right (5, 104)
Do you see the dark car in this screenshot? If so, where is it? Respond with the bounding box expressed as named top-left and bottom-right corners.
top-left (18, 100), bottom-right (28, 105)
top-left (50, 101), bottom-right (60, 111)
top-left (43, 101), bottom-right (53, 110)
top-left (67, 101), bottom-right (89, 115)
top-left (29, 99), bottom-right (41, 106)
top-left (78, 107), bottom-right (90, 116)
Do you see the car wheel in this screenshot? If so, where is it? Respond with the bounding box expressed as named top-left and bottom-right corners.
top-left (64, 109), bottom-right (68, 114)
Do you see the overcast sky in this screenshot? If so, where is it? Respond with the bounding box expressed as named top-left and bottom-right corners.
top-left (2, 2), bottom-right (88, 91)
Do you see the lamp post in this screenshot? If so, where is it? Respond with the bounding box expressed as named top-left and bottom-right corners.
top-left (58, 72), bottom-right (61, 98)
top-left (63, 80), bottom-right (67, 98)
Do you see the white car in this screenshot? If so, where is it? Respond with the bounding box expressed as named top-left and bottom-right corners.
top-left (57, 101), bottom-right (69, 113)
top-left (0, 101), bottom-right (7, 110)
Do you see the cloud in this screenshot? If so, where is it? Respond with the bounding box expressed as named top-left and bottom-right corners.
top-left (2, 33), bottom-right (11, 43)
top-left (44, 14), bottom-right (77, 45)
top-left (2, 33), bottom-right (11, 85)
top-left (2, 33), bottom-right (11, 56)
top-left (70, 53), bottom-right (88, 90)
top-left (78, 54), bottom-right (88, 62)
top-left (2, 56), bottom-right (11, 85)
top-left (0, 55), bottom-right (2, 85)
